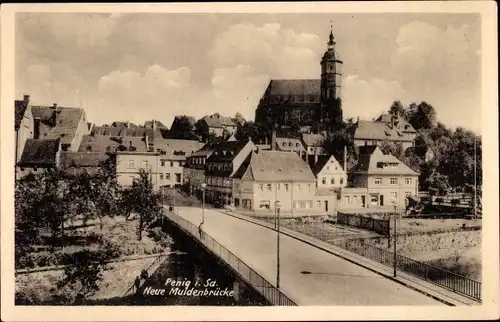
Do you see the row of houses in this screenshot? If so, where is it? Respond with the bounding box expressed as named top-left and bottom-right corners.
top-left (14, 95), bottom-right (419, 213)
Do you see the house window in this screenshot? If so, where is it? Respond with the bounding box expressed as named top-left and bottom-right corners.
top-left (277, 184), bottom-right (280, 191)
top-left (142, 160), bottom-right (148, 169)
top-left (161, 161), bottom-right (165, 167)
top-left (340, 178), bottom-right (344, 185)
top-left (322, 177), bottom-right (326, 184)
top-left (390, 177), bottom-right (398, 185)
top-left (390, 192), bottom-right (398, 199)
top-left (175, 173), bottom-right (181, 183)
top-left (405, 177), bottom-right (412, 185)
top-left (284, 184), bottom-right (289, 192)
top-left (405, 191), bottom-right (411, 197)
top-left (259, 184), bottom-right (264, 192)
top-left (259, 200), bottom-right (270, 209)
top-left (170, 161), bottom-right (174, 167)
top-left (243, 199), bottom-right (252, 209)
top-left (296, 184), bottom-right (301, 192)
top-left (331, 178), bottom-right (335, 185)
top-left (374, 178), bottom-right (382, 185)
top-left (267, 184), bottom-right (272, 191)
top-left (128, 160), bottom-right (134, 169)
top-left (166, 173), bottom-right (170, 180)
top-left (316, 200), bottom-right (321, 208)
top-left (345, 196), bottom-right (350, 204)
top-left (160, 174), bottom-right (164, 180)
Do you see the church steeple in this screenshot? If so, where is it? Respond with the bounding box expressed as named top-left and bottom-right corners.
top-left (328, 24), bottom-right (335, 49)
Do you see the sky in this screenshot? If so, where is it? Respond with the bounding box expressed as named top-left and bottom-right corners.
top-left (15, 13), bottom-right (481, 132)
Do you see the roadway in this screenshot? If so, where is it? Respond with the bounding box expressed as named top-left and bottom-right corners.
top-left (169, 206), bottom-right (444, 306)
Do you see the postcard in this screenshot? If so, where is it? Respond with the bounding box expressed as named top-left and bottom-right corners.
top-left (1, 2), bottom-right (498, 321)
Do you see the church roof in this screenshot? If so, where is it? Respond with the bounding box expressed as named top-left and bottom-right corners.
top-left (265, 79), bottom-right (321, 100)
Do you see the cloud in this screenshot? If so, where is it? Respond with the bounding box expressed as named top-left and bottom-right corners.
top-left (209, 23), bottom-right (322, 78)
top-left (342, 75), bottom-right (406, 120)
top-left (96, 65), bottom-right (192, 124)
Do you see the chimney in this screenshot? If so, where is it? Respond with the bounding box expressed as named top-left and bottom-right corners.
top-left (23, 95), bottom-right (30, 103)
top-left (271, 129), bottom-right (277, 151)
top-left (34, 117), bottom-right (41, 139)
top-left (314, 147), bottom-right (319, 164)
top-left (152, 119), bottom-right (156, 131)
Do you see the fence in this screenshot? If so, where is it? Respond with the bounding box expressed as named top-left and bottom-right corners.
top-left (123, 253), bottom-right (169, 297)
top-left (165, 211), bottom-right (297, 306)
top-left (331, 238), bottom-right (481, 302)
top-left (337, 212), bottom-right (390, 236)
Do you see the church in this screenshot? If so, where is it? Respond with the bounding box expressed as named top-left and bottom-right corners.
top-left (255, 27), bottom-right (343, 133)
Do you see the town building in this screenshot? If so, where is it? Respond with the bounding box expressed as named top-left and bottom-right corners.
top-left (60, 152), bottom-right (108, 175)
top-left (275, 137), bottom-right (306, 158)
top-left (115, 150), bottom-right (161, 191)
top-left (347, 145), bottom-right (419, 211)
top-left (232, 150), bottom-right (337, 214)
top-left (350, 114), bottom-right (417, 151)
top-left (301, 133), bottom-right (326, 156)
top-left (309, 154), bottom-right (347, 189)
top-left (17, 138), bottom-right (61, 177)
top-left (184, 143), bottom-right (215, 196)
top-left (155, 139), bottom-right (204, 188)
top-left (31, 103), bottom-right (90, 152)
top-left (255, 27), bottom-right (343, 132)
top-left (204, 139), bottom-right (257, 205)
top-left (198, 113), bottom-right (238, 139)
top-left (15, 95), bottom-right (34, 163)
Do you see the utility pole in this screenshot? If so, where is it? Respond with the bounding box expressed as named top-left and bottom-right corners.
top-left (275, 200), bottom-right (281, 289)
top-left (393, 204), bottom-right (397, 277)
top-left (474, 136), bottom-right (477, 219)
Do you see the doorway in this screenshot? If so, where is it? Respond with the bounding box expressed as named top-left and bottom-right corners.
top-left (380, 195), bottom-right (384, 206)
top-left (324, 200), bottom-right (329, 212)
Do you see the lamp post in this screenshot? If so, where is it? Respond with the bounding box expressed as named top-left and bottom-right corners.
top-left (392, 200), bottom-right (397, 277)
top-left (201, 183), bottom-right (207, 225)
top-left (275, 200), bottom-right (282, 289)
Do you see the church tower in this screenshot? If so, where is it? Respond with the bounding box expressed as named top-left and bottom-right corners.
top-left (319, 25), bottom-right (343, 132)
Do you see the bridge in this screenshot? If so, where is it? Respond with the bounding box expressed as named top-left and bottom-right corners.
top-left (162, 206), bottom-right (480, 306)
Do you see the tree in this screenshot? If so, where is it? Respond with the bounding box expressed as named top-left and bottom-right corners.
top-left (425, 170), bottom-right (451, 197)
top-left (119, 169), bottom-right (162, 240)
top-left (407, 101), bottom-right (437, 130)
top-left (379, 140), bottom-right (404, 160)
top-left (169, 116), bottom-right (198, 140)
top-left (322, 122), bottom-right (357, 170)
top-left (389, 100), bottom-right (406, 117)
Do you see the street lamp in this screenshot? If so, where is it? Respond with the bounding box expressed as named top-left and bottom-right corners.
top-left (392, 200), bottom-right (397, 277)
top-left (201, 183), bottom-right (207, 225)
top-left (275, 200), bottom-right (282, 289)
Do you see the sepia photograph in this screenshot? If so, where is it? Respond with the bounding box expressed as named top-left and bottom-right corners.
top-left (1, 2), bottom-right (498, 321)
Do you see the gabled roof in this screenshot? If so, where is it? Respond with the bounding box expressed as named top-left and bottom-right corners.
top-left (206, 140), bottom-right (253, 163)
top-left (308, 155), bottom-right (331, 176)
top-left (155, 139), bottom-right (204, 160)
top-left (31, 106), bottom-right (85, 145)
top-left (18, 139), bottom-right (60, 167)
top-left (302, 133), bottom-right (325, 147)
top-left (234, 150), bottom-right (316, 182)
top-left (375, 113), bottom-right (416, 133)
top-left (15, 100), bottom-right (30, 130)
top-left (265, 79), bottom-right (321, 100)
top-left (201, 114), bottom-right (237, 128)
top-left (350, 145), bottom-right (419, 175)
top-left (275, 137), bottom-right (304, 152)
top-left (60, 152), bottom-right (107, 168)
top-left (189, 143), bottom-right (216, 158)
top-left (352, 120), bottom-right (414, 142)
top-left (78, 134), bottom-right (148, 153)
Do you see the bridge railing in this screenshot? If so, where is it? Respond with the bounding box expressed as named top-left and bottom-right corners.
top-left (123, 252), bottom-right (169, 297)
top-left (165, 211), bottom-right (297, 306)
top-left (332, 238), bottom-right (481, 302)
